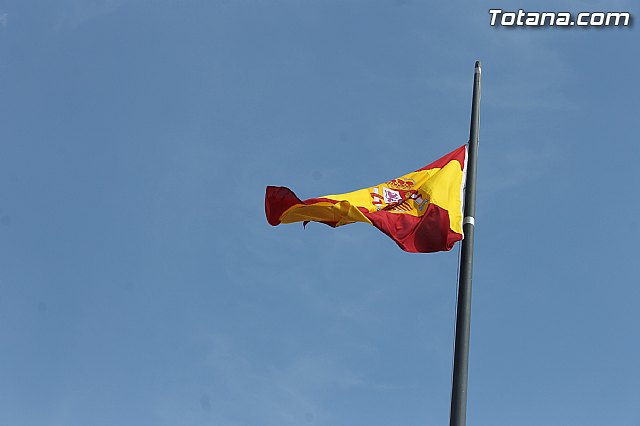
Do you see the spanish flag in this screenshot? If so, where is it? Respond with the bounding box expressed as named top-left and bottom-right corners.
top-left (265, 145), bottom-right (467, 253)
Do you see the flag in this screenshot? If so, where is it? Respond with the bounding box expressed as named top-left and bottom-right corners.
top-left (265, 145), bottom-right (467, 253)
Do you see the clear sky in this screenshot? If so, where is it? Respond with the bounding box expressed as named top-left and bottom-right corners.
top-left (1, 1), bottom-right (639, 425)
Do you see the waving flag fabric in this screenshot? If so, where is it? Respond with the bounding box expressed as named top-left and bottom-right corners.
top-left (265, 145), bottom-right (467, 253)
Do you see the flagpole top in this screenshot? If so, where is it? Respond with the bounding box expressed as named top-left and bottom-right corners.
top-left (475, 61), bottom-right (481, 73)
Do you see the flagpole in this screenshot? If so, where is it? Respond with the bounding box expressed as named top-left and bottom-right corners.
top-left (449, 61), bottom-right (481, 426)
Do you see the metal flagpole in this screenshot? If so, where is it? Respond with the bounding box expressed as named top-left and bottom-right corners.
top-left (449, 61), bottom-right (481, 426)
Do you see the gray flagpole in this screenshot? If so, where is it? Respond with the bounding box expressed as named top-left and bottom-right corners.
top-left (449, 61), bottom-right (481, 426)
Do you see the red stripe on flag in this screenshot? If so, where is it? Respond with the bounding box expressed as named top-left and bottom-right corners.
top-left (364, 204), bottom-right (462, 253)
top-left (265, 186), bottom-right (305, 226)
top-left (415, 145), bottom-right (466, 172)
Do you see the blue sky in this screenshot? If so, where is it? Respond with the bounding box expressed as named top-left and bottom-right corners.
top-left (1, 1), bottom-right (639, 425)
